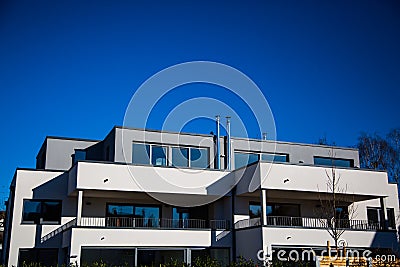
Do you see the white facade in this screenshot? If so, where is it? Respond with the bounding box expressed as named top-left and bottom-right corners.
top-left (2, 126), bottom-right (399, 266)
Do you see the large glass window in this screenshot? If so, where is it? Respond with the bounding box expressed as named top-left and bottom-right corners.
top-left (137, 249), bottom-right (184, 266)
top-left (367, 207), bottom-right (396, 229)
top-left (234, 152), bottom-right (259, 169)
top-left (81, 248), bottom-right (135, 266)
top-left (22, 200), bottom-right (62, 224)
top-left (249, 202), bottom-right (261, 218)
top-left (19, 248), bottom-right (58, 266)
top-left (73, 149), bottom-right (86, 164)
top-left (106, 204), bottom-right (160, 228)
top-left (314, 157), bottom-right (354, 168)
top-left (107, 204), bottom-right (134, 216)
top-left (172, 147), bottom-right (189, 167)
top-left (172, 207), bottom-right (190, 228)
top-left (190, 148), bottom-right (208, 168)
top-left (266, 203), bottom-right (301, 226)
top-left (132, 143), bottom-right (150, 164)
top-left (261, 153), bottom-right (288, 163)
top-left (151, 145), bottom-right (167, 166)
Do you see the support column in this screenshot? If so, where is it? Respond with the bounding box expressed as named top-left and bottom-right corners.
top-left (261, 189), bottom-right (267, 226)
top-left (185, 248), bottom-right (191, 266)
top-left (77, 190), bottom-right (83, 226)
top-left (380, 197), bottom-right (388, 230)
top-left (134, 248), bottom-right (138, 267)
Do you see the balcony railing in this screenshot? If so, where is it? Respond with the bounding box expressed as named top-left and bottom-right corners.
top-left (234, 216), bottom-right (384, 231)
top-left (80, 217), bottom-right (229, 230)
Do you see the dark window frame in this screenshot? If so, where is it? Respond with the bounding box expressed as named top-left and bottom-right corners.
top-left (106, 203), bottom-right (162, 218)
top-left (367, 207), bottom-right (396, 229)
top-left (249, 201), bottom-right (262, 219)
top-left (21, 199), bottom-right (62, 225)
top-left (266, 203), bottom-right (301, 217)
top-left (171, 145), bottom-right (210, 169)
top-left (261, 152), bottom-right (289, 163)
top-left (313, 156), bottom-right (354, 168)
top-left (234, 151), bottom-right (260, 169)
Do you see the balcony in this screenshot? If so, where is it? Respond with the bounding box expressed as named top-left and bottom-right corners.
top-left (234, 216), bottom-right (384, 231)
top-left (68, 161), bottom-right (229, 196)
top-left (80, 217), bottom-right (230, 230)
top-left (236, 162), bottom-right (392, 199)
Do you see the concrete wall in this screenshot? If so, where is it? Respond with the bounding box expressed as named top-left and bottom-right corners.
top-left (70, 161), bottom-right (229, 199)
top-left (235, 227), bottom-right (263, 263)
top-left (5, 169), bottom-right (75, 266)
top-left (260, 162), bottom-right (390, 197)
top-left (261, 227), bottom-right (398, 251)
top-left (41, 138), bottom-right (99, 171)
top-left (234, 226), bottom-right (398, 264)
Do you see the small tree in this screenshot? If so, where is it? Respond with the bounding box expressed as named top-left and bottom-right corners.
top-left (357, 129), bottom-right (400, 184)
top-left (315, 150), bottom-right (357, 250)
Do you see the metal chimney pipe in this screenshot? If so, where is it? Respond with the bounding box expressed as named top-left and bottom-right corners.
top-left (226, 117), bottom-right (231, 170)
top-left (216, 115), bottom-right (221, 169)
top-left (262, 132), bottom-right (267, 141)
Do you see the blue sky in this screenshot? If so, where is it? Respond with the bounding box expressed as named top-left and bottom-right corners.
top-left (0, 0), bottom-right (399, 202)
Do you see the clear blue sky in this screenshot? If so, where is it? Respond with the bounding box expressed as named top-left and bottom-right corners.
top-left (0, 0), bottom-right (399, 201)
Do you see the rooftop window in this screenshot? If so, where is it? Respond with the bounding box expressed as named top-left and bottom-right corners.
top-left (314, 156), bottom-right (354, 168)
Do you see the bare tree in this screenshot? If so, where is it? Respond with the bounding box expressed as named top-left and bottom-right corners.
top-left (387, 129), bottom-right (400, 184)
top-left (357, 129), bottom-right (400, 184)
top-left (315, 151), bottom-right (357, 250)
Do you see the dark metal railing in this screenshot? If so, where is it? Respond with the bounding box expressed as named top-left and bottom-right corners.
top-left (234, 216), bottom-right (383, 231)
top-left (41, 218), bottom-right (77, 243)
top-left (80, 217), bottom-right (229, 230)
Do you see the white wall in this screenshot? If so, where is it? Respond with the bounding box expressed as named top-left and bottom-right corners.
top-left (261, 227), bottom-right (398, 250)
top-left (235, 227), bottom-right (263, 264)
top-left (6, 169), bottom-right (75, 266)
top-left (260, 162), bottom-right (390, 197)
top-left (70, 161), bottom-right (230, 198)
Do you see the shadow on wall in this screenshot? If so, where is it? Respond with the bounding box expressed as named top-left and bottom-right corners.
top-left (370, 228), bottom-right (399, 256)
top-left (32, 173), bottom-right (76, 248)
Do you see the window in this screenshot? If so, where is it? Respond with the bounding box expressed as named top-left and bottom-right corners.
top-left (367, 207), bottom-right (396, 229)
top-left (19, 248), bottom-right (58, 266)
top-left (190, 148), bottom-right (208, 168)
top-left (81, 248), bottom-right (135, 266)
top-left (72, 149), bottom-right (86, 164)
top-left (106, 204), bottom-right (160, 227)
top-left (22, 200), bottom-right (62, 224)
top-left (132, 143), bottom-right (150, 164)
top-left (261, 153), bottom-right (288, 163)
top-left (137, 249), bottom-right (184, 266)
top-left (266, 203), bottom-right (301, 226)
top-left (387, 208), bottom-right (396, 229)
top-left (172, 147), bottom-right (189, 167)
top-left (172, 147), bottom-right (209, 168)
top-left (107, 204), bottom-right (134, 216)
top-left (249, 202), bottom-right (261, 218)
top-left (234, 152), bottom-right (259, 169)
top-left (314, 157), bottom-right (354, 168)
top-left (151, 145), bottom-right (167, 166)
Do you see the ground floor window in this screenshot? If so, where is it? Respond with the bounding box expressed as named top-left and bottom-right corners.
top-left (137, 249), bottom-right (184, 266)
top-left (81, 248), bottom-right (135, 266)
top-left (81, 247), bottom-right (230, 266)
top-left (18, 248), bottom-right (58, 266)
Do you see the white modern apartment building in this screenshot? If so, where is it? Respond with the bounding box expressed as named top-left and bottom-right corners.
top-left (2, 126), bottom-right (399, 266)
